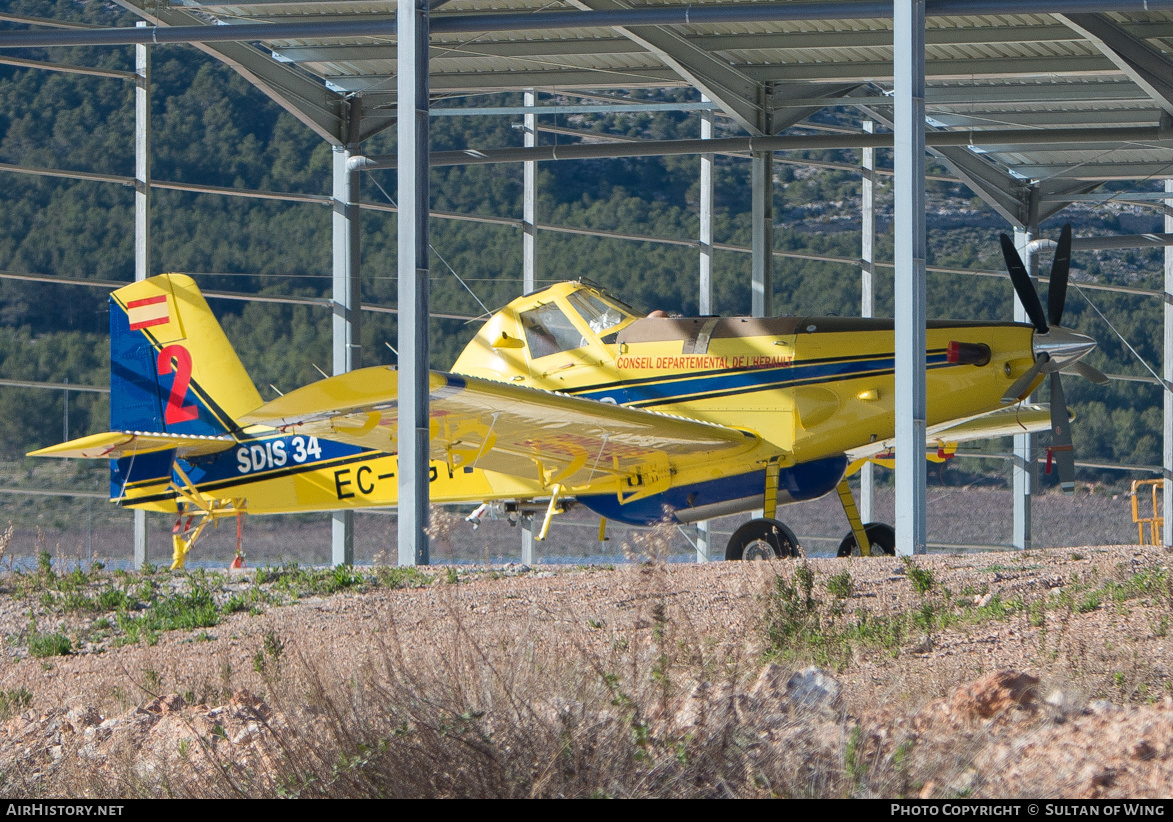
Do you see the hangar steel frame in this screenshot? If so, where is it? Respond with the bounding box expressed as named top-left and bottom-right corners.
top-left (4, 0), bottom-right (1173, 562)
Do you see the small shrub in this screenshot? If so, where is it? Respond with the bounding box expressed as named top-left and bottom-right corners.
top-left (827, 570), bottom-right (854, 599)
top-left (29, 632), bottom-right (71, 658)
top-left (903, 559), bottom-right (935, 595)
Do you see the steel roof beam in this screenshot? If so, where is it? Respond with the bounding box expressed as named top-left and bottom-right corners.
top-left (0, 11), bottom-right (96, 29)
top-left (925, 84), bottom-right (1150, 105)
top-left (1071, 232), bottom-right (1173, 250)
top-left (566, 0), bottom-right (764, 134)
top-left (363, 54), bottom-right (1121, 93)
top-left (928, 110), bottom-right (1161, 128)
top-left (1015, 162), bottom-right (1173, 180)
top-left (275, 40), bottom-right (643, 62)
top-left (0, 54), bottom-right (133, 79)
top-left (748, 56), bottom-right (1115, 83)
top-left (855, 101), bottom-right (1029, 226)
top-left (111, 0), bottom-right (348, 144)
top-left (269, 20), bottom-right (1173, 64)
top-left (9, 2), bottom-right (1173, 48)
top-left (1059, 13), bottom-right (1173, 117)
top-left (418, 69), bottom-right (681, 92)
top-left (356, 123), bottom-right (1173, 171)
top-left (1034, 180), bottom-right (1105, 224)
top-left (769, 83), bottom-right (864, 130)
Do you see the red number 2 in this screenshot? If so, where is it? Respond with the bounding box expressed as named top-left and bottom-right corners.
top-left (157, 344), bottom-right (199, 425)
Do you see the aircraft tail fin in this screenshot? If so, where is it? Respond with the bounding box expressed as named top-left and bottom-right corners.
top-left (110, 273), bottom-right (262, 438)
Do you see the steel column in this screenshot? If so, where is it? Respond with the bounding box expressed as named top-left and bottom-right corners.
top-left (751, 150), bottom-right (773, 317)
top-left (893, 0), bottom-right (927, 556)
top-left (521, 88), bottom-right (536, 565)
top-left (860, 119), bottom-right (876, 525)
top-left (397, 0), bottom-right (431, 566)
top-left (697, 94), bottom-right (714, 561)
top-left (331, 139), bottom-right (361, 567)
top-left (700, 95), bottom-right (714, 317)
top-left (133, 22), bottom-right (150, 570)
top-left (1012, 227), bottom-right (1035, 550)
top-left (1165, 178), bottom-right (1173, 545)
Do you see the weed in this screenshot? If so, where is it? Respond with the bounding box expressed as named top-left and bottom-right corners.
top-left (913, 601), bottom-right (937, 634)
top-left (375, 566), bottom-right (432, 589)
top-left (445, 567), bottom-right (459, 585)
top-left (903, 558), bottom-right (935, 595)
top-left (144, 669), bottom-right (163, 693)
top-left (844, 724), bottom-right (865, 794)
top-left (254, 631), bottom-right (286, 674)
top-left (28, 631), bottom-right (71, 658)
top-left (827, 570), bottom-right (854, 599)
top-left (1077, 591), bottom-right (1102, 614)
top-left (117, 585), bottom-right (219, 645)
top-left (0, 688), bottom-right (32, 721)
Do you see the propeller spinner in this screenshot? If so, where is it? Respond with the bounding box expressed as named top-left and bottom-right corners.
top-left (999, 223), bottom-right (1102, 495)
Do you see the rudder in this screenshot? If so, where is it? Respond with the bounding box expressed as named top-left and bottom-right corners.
top-left (110, 273), bottom-right (262, 437)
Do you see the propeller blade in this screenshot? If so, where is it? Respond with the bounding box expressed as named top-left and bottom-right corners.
top-left (1048, 223), bottom-right (1072, 328)
top-left (1062, 361), bottom-right (1110, 385)
top-left (1002, 353), bottom-right (1049, 404)
top-left (1049, 373), bottom-right (1076, 495)
top-left (1000, 233), bottom-right (1048, 333)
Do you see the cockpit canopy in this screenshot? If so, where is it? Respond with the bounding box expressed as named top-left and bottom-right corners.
top-left (452, 282), bottom-right (637, 379)
top-left (519, 289), bottom-right (630, 357)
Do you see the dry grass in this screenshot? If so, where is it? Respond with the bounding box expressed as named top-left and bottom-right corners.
top-left (9, 547), bottom-right (1173, 798)
top-left (23, 561), bottom-right (860, 798)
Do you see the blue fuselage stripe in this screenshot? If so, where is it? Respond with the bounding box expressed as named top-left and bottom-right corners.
top-left (572, 351), bottom-right (950, 406)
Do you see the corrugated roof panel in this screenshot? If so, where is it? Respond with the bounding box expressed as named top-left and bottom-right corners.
top-left (101, 0), bottom-right (1173, 188)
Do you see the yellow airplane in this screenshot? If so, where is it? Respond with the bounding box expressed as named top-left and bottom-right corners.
top-left (30, 225), bottom-right (1101, 568)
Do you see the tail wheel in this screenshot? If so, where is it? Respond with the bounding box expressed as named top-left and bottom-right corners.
top-left (837, 522), bottom-right (896, 557)
top-left (725, 518), bottom-right (801, 561)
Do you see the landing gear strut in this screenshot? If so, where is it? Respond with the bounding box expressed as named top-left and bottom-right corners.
top-left (725, 518), bottom-right (800, 560)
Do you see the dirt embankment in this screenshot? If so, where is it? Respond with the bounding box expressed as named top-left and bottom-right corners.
top-left (0, 544), bottom-right (1171, 797)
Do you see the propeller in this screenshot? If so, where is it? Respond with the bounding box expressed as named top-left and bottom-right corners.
top-left (998, 223), bottom-right (1097, 495)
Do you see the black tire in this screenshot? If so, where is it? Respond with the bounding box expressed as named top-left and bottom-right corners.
top-left (725, 518), bottom-right (801, 560)
top-left (837, 522), bottom-right (897, 557)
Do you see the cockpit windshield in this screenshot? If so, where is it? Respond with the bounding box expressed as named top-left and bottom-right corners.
top-left (567, 291), bottom-right (630, 335)
top-left (519, 303), bottom-right (585, 359)
top-left (518, 289), bottom-right (635, 359)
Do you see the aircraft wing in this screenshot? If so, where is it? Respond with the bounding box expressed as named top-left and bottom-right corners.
top-left (846, 403), bottom-right (1057, 462)
top-left (240, 367), bottom-right (760, 495)
top-left (28, 431), bottom-right (236, 460)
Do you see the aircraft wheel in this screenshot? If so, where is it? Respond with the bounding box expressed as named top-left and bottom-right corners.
top-left (725, 518), bottom-right (800, 561)
top-left (836, 523), bottom-right (897, 557)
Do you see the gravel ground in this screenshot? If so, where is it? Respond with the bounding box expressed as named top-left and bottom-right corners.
top-left (0, 541), bottom-right (1172, 796)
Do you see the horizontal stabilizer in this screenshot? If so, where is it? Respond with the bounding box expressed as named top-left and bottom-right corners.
top-left (28, 431), bottom-right (235, 460)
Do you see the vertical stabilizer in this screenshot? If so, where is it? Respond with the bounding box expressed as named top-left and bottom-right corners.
top-left (110, 273), bottom-right (262, 437)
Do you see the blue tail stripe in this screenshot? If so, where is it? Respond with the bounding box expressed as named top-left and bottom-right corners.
top-left (109, 296), bottom-right (227, 437)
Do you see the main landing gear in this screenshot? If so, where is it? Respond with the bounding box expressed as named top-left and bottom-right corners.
top-left (722, 467), bottom-right (896, 560)
top-left (724, 518), bottom-right (800, 560)
top-left (837, 522), bottom-right (896, 557)
top-left (724, 460), bottom-right (802, 560)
